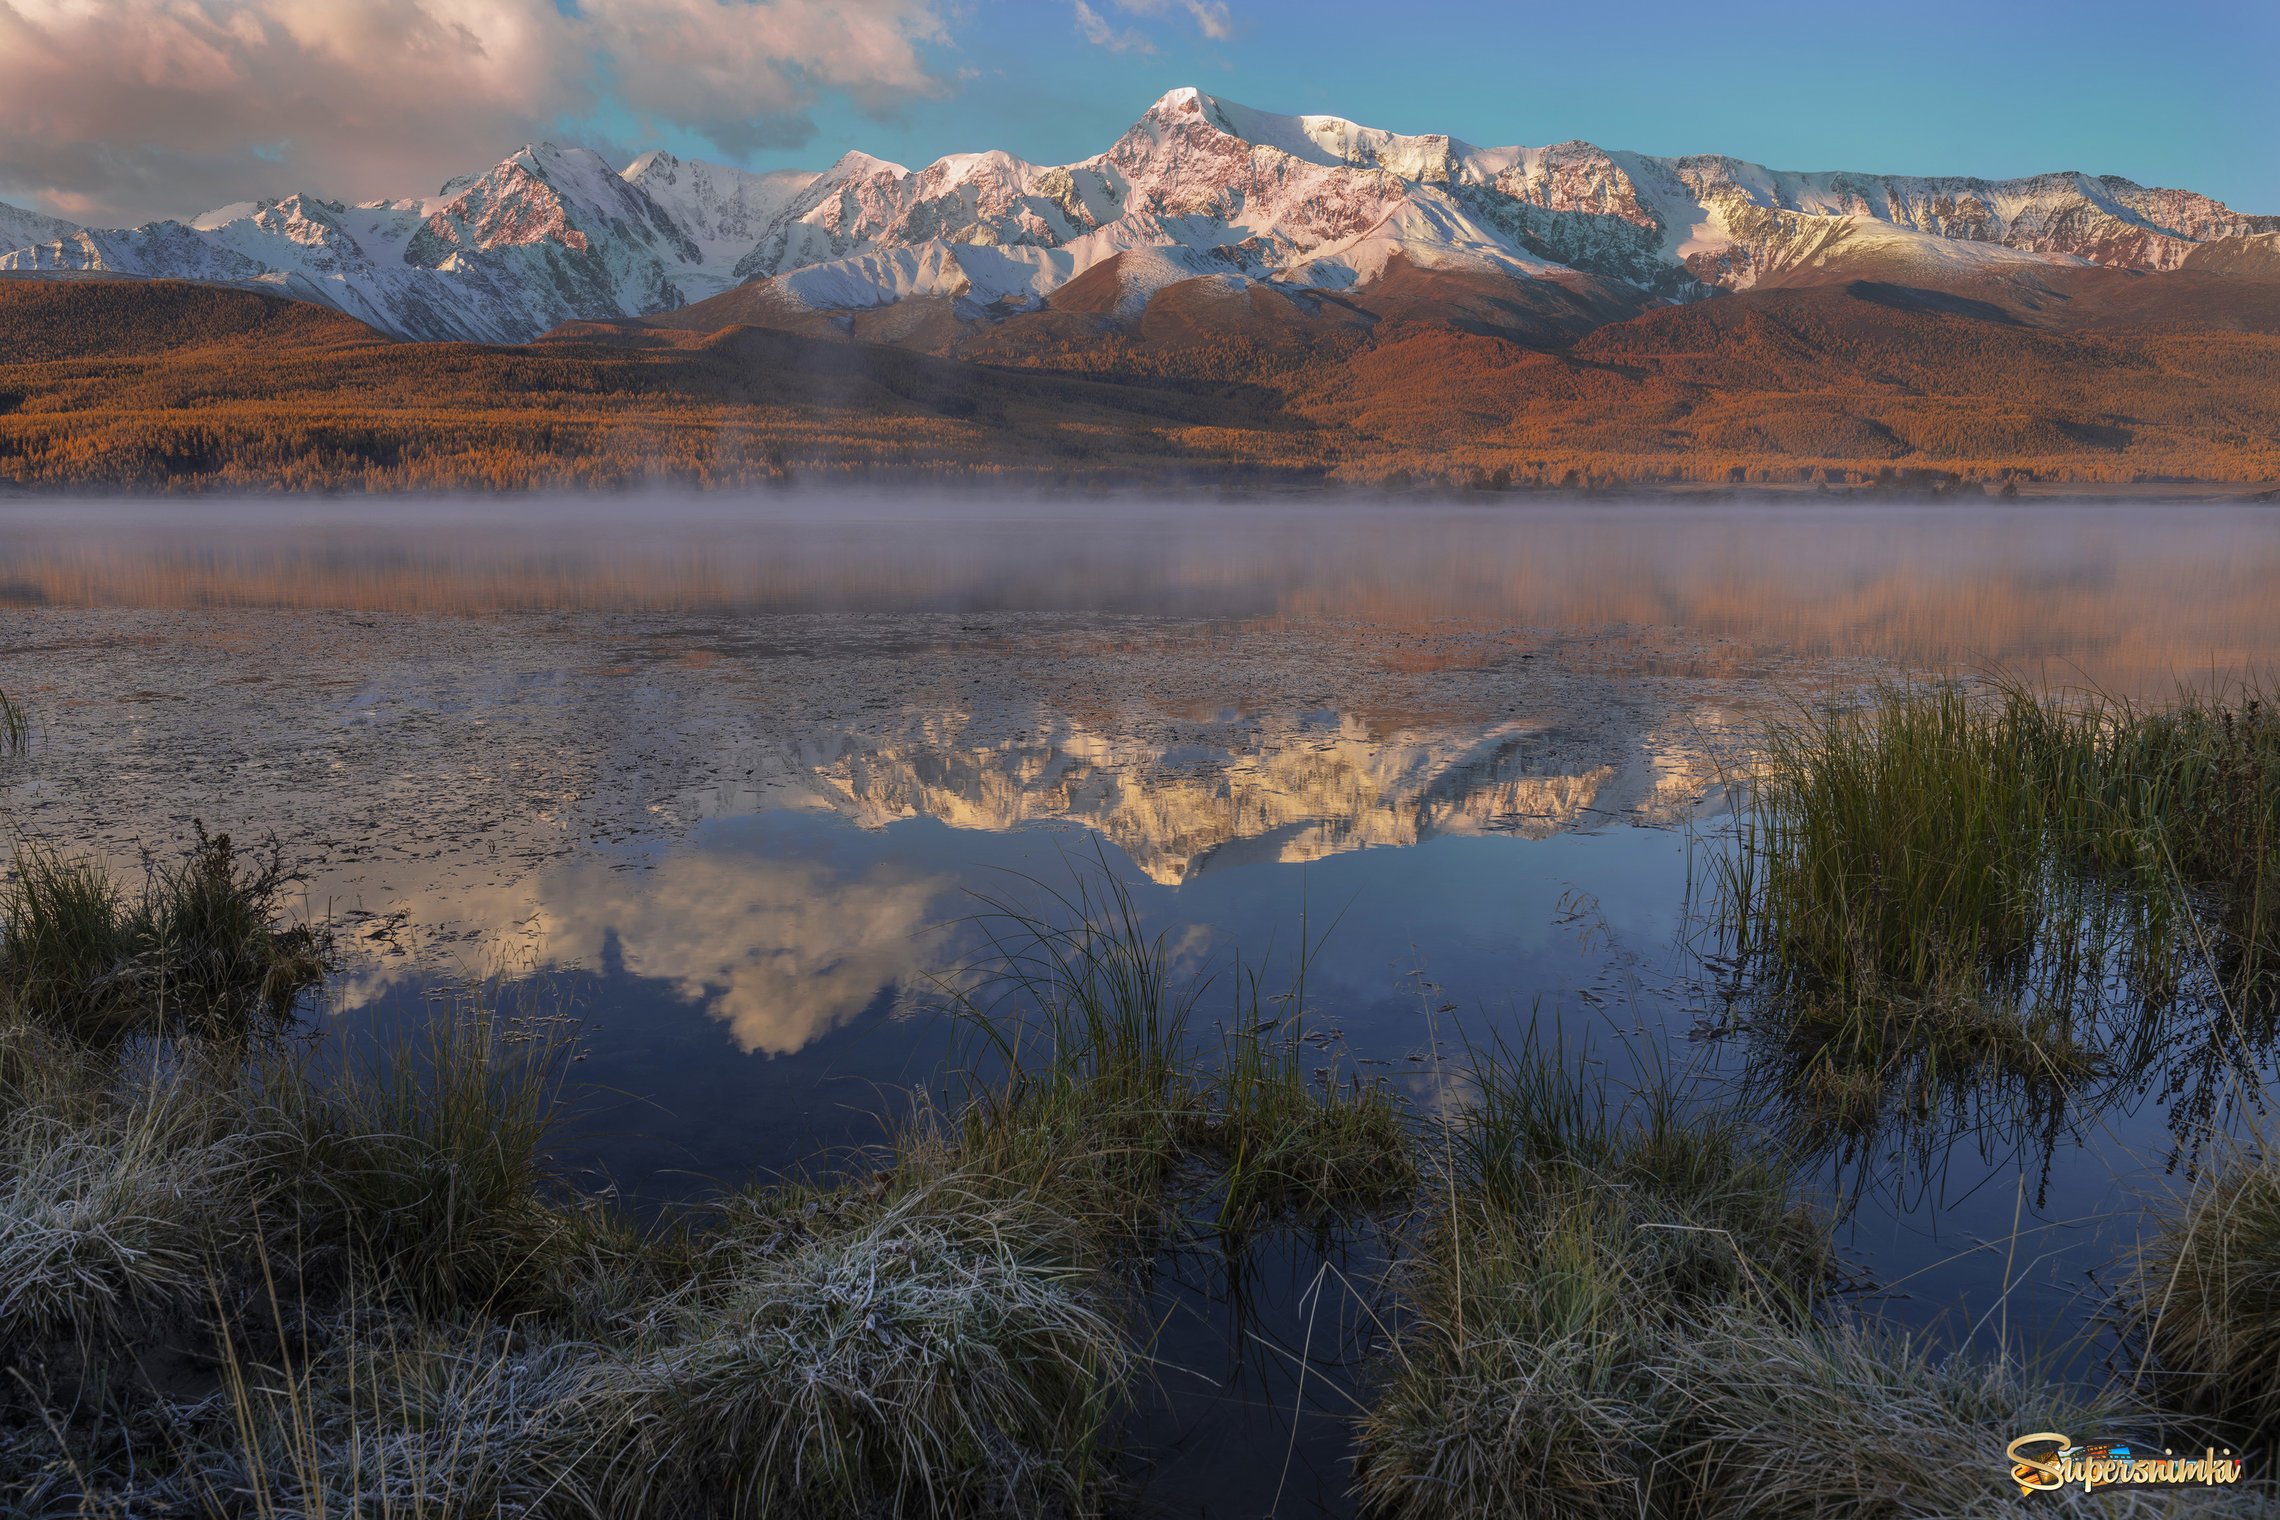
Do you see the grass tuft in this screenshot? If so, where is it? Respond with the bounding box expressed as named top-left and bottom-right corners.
top-left (0, 687), bottom-right (27, 759)
top-left (927, 861), bottom-right (1416, 1237)
top-left (2119, 1137), bottom-right (2280, 1445)
top-left (1355, 1033), bottom-right (1834, 1520)
top-left (1653, 1308), bottom-right (2262, 1518)
top-left (304, 1002), bottom-right (581, 1315)
top-left (0, 822), bottom-right (334, 1043)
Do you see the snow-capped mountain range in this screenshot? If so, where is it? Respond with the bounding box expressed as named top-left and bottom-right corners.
top-left (3, 88), bottom-right (2274, 343)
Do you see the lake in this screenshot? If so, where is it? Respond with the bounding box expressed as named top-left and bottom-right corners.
top-left (3, 492), bottom-right (2275, 1515)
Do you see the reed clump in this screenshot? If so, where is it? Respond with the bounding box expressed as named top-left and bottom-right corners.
top-left (0, 687), bottom-right (28, 758)
top-left (1191, 1012), bottom-right (1417, 1230)
top-left (925, 868), bottom-right (1416, 1238)
top-left (1, 822), bottom-right (333, 1043)
top-left (1716, 680), bottom-right (2280, 1140)
top-left (300, 1006), bottom-right (581, 1314)
top-left (1354, 1035), bottom-right (1836, 1520)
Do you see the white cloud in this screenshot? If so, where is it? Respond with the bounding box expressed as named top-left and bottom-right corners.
top-left (1180, 0), bottom-right (1233, 40)
top-left (1111, 0), bottom-right (1234, 42)
top-left (517, 852), bottom-right (954, 1057)
top-left (1070, 0), bottom-right (1151, 54)
top-left (0, 0), bottom-right (948, 226)
top-left (585, 0), bottom-right (948, 155)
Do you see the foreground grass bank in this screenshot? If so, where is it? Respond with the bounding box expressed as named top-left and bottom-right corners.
top-left (6, 813), bottom-right (2279, 1516)
top-left (0, 846), bottom-right (1413, 1516)
top-left (1353, 1032), bottom-right (2272, 1519)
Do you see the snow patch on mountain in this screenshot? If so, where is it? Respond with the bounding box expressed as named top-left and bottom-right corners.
top-left (0, 201), bottom-right (85, 259)
top-left (619, 153), bottom-right (816, 301)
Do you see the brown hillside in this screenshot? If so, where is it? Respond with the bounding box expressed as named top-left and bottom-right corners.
top-left (0, 279), bottom-right (1320, 491)
top-left (1, 273), bottom-right (2276, 492)
top-left (0, 275), bottom-right (380, 362)
top-left (1281, 285), bottom-right (2280, 480)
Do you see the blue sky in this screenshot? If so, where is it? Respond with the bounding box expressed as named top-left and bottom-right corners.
top-left (714, 0), bottom-right (2280, 209)
top-left (3, 0), bottom-right (2274, 226)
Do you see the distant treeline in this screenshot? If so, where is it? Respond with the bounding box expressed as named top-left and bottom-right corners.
top-left (1, 279), bottom-right (2275, 492)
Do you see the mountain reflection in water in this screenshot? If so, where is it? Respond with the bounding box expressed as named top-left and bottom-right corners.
top-left (331, 704), bottom-right (1719, 1055)
top-left (690, 711), bottom-right (1708, 885)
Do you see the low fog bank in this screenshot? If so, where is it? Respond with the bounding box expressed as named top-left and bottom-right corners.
top-left (0, 489), bottom-right (2275, 693)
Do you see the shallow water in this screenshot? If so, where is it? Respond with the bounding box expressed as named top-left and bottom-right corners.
top-left (4, 492), bottom-right (2277, 1514)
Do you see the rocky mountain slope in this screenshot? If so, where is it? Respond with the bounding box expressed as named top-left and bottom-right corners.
top-left (4, 88), bottom-right (2276, 343)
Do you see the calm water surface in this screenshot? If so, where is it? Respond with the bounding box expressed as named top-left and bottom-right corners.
top-left (4, 494), bottom-right (2276, 1515)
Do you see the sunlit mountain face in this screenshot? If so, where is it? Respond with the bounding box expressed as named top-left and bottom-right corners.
top-left (5, 88), bottom-right (2271, 343)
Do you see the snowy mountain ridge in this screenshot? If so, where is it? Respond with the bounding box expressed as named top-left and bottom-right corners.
top-left (3, 87), bottom-right (2273, 342)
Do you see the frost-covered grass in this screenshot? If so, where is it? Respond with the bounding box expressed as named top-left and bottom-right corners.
top-left (169, 1179), bottom-right (1129, 1520)
top-left (2119, 1134), bottom-right (2280, 1449)
top-left (0, 994), bottom-right (1147, 1519)
top-left (1354, 1037), bottom-right (1835, 1520)
top-left (1649, 1312), bottom-right (2262, 1520)
top-left (0, 1026), bottom-right (266, 1347)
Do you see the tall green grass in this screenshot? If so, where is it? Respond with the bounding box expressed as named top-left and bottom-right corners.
top-left (1713, 680), bottom-right (2280, 1145)
top-left (310, 1004), bottom-right (580, 1313)
top-left (0, 823), bottom-right (333, 1043)
top-left (0, 686), bottom-right (28, 759)
top-left (926, 864), bottom-right (1415, 1236)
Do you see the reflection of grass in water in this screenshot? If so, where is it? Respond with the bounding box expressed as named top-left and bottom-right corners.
top-left (1712, 679), bottom-right (2280, 1156)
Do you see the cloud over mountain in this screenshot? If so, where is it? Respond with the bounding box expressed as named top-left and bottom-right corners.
top-left (0, 0), bottom-right (947, 225)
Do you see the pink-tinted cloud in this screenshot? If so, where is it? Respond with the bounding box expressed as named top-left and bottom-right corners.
top-left (0, 0), bottom-right (948, 226)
